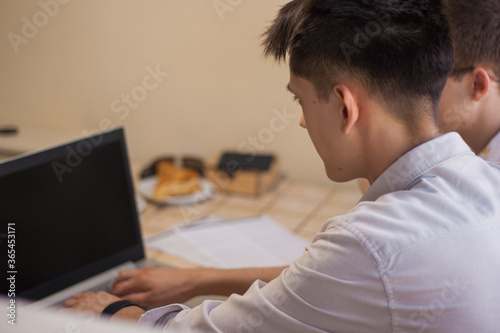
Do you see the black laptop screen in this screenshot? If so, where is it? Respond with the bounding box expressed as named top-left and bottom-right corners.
top-left (0, 128), bottom-right (144, 301)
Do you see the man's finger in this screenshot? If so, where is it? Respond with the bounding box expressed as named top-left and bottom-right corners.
top-left (114, 269), bottom-right (140, 283)
top-left (112, 276), bottom-right (147, 296)
top-left (63, 297), bottom-right (77, 307)
top-left (112, 269), bottom-right (141, 292)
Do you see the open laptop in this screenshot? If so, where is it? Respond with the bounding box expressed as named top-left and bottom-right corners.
top-left (0, 127), bottom-right (161, 309)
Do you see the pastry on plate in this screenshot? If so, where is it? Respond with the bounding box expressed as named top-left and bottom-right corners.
top-left (153, 161), bottom-right (201, 200)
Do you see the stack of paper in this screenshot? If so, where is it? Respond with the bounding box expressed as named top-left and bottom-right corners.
top-left (145, 214), bottom-right (309, 268)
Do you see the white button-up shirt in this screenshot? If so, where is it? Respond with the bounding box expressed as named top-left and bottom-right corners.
top-left (139, 133), bottom-right (500, 332)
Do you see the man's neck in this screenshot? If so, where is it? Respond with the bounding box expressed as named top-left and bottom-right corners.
top-left (461, 94), bottom-right (500, 154)
top-left (362, 116), bottom-right (439, 185)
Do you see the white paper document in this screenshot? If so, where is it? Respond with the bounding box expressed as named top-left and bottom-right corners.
top-left (145, 214), bottom-right (309, 268)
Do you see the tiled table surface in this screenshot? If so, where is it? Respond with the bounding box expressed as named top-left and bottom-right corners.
top-left (131, 160), bottom-right (364, 269)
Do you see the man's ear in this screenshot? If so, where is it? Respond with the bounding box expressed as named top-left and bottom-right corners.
top-left (333, 84), bottom-right (359, 134)
top-left (471, 68), bottom-right (491, 101)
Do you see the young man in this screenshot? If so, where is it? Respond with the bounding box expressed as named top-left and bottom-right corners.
top-left (65, 0), bottom-right (500, 331)
top-left (438, 0), bottom-right (500, 162)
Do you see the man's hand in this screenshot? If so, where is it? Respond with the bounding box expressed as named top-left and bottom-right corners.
top-left (64, 291), bottom-right (121, 315)
top-left (111, 267), bottom-right (202, 308)
top-left (64, 291), bottom-right (145, 322)
top-left (111, 266), bottom-right (287, 309)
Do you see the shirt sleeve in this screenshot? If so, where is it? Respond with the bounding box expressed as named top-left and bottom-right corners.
top-left (137, 219), bottom-right (391, 332)
top-left (138, 303), bottom-right (189, 329)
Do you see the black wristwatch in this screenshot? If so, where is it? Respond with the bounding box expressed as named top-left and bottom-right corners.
top-left (101, 300), bottom-right (143, 319)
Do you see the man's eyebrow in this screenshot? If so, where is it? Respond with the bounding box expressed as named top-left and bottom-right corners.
top-left (286, 84), bottom-right (294, 94)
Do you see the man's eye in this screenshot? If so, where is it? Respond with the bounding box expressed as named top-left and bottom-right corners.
top-left (292, 95), bottom-right (300, 103)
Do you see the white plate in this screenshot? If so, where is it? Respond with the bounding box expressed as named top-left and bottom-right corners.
top-left (138, 176), bottom-right (216, 205)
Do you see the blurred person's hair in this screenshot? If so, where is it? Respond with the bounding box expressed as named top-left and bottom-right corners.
top-left (443, 0), bottom-right (500, 84)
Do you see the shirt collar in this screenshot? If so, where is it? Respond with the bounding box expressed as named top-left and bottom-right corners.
top-left (478, 130), bottom-right (500, 162)
top-left (361, 132), bottom-right (473, 202)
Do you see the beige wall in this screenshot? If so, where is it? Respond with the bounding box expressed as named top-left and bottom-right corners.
top-left (0, 0), bottom-right (331, 184)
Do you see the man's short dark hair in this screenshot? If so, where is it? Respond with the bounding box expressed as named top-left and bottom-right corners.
top-left (262, 0), bottom-right (454, 128)
top-left (443, 0), bottom-right (500, 81)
